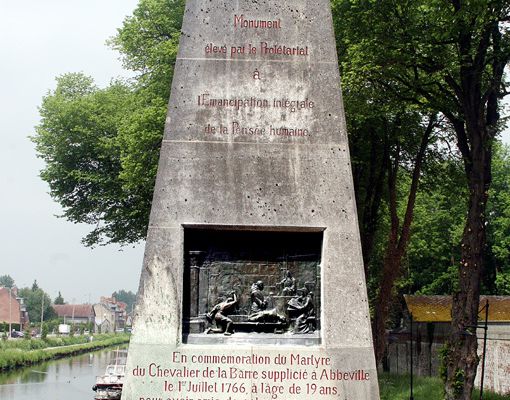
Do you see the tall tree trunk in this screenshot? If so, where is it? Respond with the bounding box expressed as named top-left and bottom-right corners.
top-left (373, 116), bottom-right (434, 367)
top-left (360, 132), bottom-right (389, 274)
top-left (445, 125), bottom-right (491, 399)
top-left (444, 19), bottom-right (504, 400)
top-left (373, 146), bottom-right (400, 368)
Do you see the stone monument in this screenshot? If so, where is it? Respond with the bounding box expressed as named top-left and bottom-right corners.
top-left (122, 0), bottom-right (380, 398)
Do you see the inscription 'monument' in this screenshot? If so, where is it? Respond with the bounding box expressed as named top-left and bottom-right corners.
top-left (234, 14), bottom-right (282, 29)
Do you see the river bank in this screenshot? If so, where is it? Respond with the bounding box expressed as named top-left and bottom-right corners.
top-left (0, 333), bottom-right (130, 371)
top-left (0, 345), bottom-right (125, 400)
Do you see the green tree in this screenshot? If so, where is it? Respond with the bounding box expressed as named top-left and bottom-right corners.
top-left (488, 142), bottom-right (510, 293)
top-left (18, 287), bottom-right (56, 324)
top-left (333, 1), bottom-right (510, 397)
top-left (32, 0), bottom-right (184, 247)
top-left (41, 323), bottom-right (49, 340)
top-left (108, 0), bottom-right (184, 94)
top-left (339, 34), bottom-right (450, 365)
top-left (408, 160), bottom-right (467, 295)
top-left (0, 275), bottom-right (15, 288)
top-left (112, 289), bottom-right (137, 312)
top-left (54, 291), bottom-right (65, 305)
top-left (33, 74), bottom-right (144, 246)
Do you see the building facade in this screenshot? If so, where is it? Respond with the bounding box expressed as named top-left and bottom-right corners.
top-left (0, 287), bottom-right (29, 331)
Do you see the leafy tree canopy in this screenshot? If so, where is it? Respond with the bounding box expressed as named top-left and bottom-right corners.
top-left (112, 289), bottom-right (137, 312)
top-left (33, 0), bottom-right (184, 246)
top-left (0, 275), bottom-right (15, 288)
top-left (33, 73), bottom-right (146, 245)
top-left (489, 142), bottom-right (510, 293)
top-left (18, 287), bottom-right (56, 324)
top-left (54, 291), bottom-right (65, 305)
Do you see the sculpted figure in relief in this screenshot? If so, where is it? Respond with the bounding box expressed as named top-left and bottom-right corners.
top-left (287, 287), bottom-right (316, 333)
top-left (278, 270), bottom-right (297, 295)
top-left (206, 291), bottom-right (238, 335)
top-left (248, 281), bottom-right (286, 323)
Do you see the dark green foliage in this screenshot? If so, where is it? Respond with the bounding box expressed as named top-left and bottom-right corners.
top-left (41, 324), bottom-right (48, 340)
top-left (18, 287), bottom-right (56, 323)
top-left (488, 143), bottom-right (510, 294)
top-left (407, 160), bottom-right (466, 295)
top-left (0, 275), bottom-right (15, 288)
top-left (44, 319), bottom-right (61, 335)
top-left (439, 343), bottom-right (450, 385)
top-left (34, 74), bottom-right (143, 246)
top-left (54, 292), bottom-right (65, 305)
top-left (112, 289), bottom-right (136, 312)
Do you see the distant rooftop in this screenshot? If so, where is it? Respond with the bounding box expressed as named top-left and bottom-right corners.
top-left (404, 295), bottom-right (510, 322)
top-left (53, 304), bottom-right (94, 319)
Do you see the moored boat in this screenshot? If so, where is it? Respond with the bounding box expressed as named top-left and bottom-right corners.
top-left (92, 349), bottom-right (127, 400)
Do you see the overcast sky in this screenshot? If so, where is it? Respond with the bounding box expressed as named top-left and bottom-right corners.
top-left (0, 1), bottom-right (509, 305)
top-left (0, 0), bottom-right (142, 304)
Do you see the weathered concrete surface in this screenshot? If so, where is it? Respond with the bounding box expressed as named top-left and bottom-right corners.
top-left (123, 0), bottom-right (379, 398)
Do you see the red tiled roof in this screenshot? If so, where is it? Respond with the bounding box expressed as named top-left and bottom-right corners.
top-left (53, 304), bottom-right (94, 318)
top-left (404, 295), bottom-right (510, 322)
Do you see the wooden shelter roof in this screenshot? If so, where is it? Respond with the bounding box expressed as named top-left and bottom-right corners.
top-left (403, 295), bottom-right (510, 322)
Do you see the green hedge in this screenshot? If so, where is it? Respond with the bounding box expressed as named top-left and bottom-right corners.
top-left (0, 333), bottom-right (116, 351)
top-left (0, 334), bottom-right (130, 371)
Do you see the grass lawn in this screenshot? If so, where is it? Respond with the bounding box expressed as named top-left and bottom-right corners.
top-left (379, 373), bottom-right (510, 400)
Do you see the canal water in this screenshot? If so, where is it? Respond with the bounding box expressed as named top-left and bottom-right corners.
top-left (0, 346), bottom-right (127, 400)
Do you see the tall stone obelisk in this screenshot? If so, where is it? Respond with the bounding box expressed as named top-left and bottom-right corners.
top-left (122, 0), bottom-right (380, 399)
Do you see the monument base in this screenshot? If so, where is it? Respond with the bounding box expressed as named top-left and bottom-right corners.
top-left (123, 343), bottom-right (379, 400)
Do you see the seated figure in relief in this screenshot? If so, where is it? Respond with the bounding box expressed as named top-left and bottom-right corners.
top-left (248, 281), bottom-right (286, 323)
top-left (287, 287), bottom-right (316, 333)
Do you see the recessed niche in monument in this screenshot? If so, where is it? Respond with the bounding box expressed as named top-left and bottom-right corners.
top-left (182, 227), bottom-right (322, 345)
